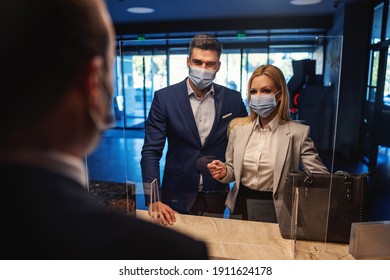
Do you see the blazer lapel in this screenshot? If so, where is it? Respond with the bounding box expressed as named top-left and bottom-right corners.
top-left (175, 79), bottom-right (202, 146)
top-left (273, 122), bottom-right (291, 193)
top-left (234, 123), bottom-right (253, 185)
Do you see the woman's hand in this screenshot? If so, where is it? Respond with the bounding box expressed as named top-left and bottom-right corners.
top-left (207, 160), bottom-right (227, 179)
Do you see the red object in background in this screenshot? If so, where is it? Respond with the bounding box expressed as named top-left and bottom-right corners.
top-left (293, 93), bottom-right (300, 106)
top-left (290, 107), bottom-right (297, 114)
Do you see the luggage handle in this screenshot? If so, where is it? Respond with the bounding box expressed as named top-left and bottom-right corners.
top-left (302, 169), bottom-right (354, 201)
top-left (302, 169), bottom-right (313, 200)
top-left (334, 170), bottom-right (353, 200)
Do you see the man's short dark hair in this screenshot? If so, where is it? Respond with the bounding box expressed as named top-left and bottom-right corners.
top-left (0, 0), bottom-right (110, 130)
top-left (189, 34), bottom-right (222, 58)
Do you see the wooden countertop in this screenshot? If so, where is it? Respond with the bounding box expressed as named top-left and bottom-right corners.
top-left (136, 210), bottom-right (353, 260)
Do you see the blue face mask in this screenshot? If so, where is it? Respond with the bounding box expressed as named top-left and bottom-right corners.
top-left (188, 66), bottom-right (216, 90)
top-left (89, 74), bottom-right (115, 131)
top-left (249, 92), bottom-right (279, 118)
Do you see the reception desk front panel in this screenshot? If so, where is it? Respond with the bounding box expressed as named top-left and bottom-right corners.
top-left (136, 210), bottom-right (353, 260)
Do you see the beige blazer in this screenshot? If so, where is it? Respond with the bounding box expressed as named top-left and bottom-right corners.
top-left (220, 120), bottom-right (329, 222)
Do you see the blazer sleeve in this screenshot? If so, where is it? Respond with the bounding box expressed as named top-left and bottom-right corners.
top-left (140, 91), bottom-right (167, 187)
top-left (219, 126), bottom-right (237, 184)
top-left (299, 125), bottom-right (329, 174)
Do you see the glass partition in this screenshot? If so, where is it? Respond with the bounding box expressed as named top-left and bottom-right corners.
top-left (85, 35), bottom-right (346, 259)
top-left (372, 3), bottom-right (383, 44)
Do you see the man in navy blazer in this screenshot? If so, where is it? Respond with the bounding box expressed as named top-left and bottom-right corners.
top-left (141, 34), bottom-right (248, 224)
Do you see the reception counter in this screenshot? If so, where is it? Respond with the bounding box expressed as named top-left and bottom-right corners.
top-left (136, 210), bottom-right (353, 260)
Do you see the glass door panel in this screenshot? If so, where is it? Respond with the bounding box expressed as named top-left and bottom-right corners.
top-left (372, 3), bottom-right (384, 44)
top-left (169, 54), bottom-right (188, 85)
top-left (116, 54), bottom-right (167, 129)
top-left (240, 51), bottom-right (268, 105)
top-left (384, 52), bottom-right (390, 106)
top-left (386, 2), bottom-right (390, 40)
top-left (216, 51), bottom-right (241, 92)
top-left (362, 50), bottom-right (380, 165)
top-left (377, 52), bottom-right (390, 147)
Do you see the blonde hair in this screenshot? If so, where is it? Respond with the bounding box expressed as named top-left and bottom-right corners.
top-left (228, 64), bottom-right (291, 135)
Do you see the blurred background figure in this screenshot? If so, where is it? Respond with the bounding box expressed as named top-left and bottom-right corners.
top-left (0, 0), bottom-right (207, 260)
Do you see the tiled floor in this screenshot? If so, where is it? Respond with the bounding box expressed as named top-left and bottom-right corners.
top-left (86, 128), bottom-right (390, 221)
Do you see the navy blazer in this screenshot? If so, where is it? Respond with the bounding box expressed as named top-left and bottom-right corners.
top-left (1, 163), bottom-right (208, 260)
top-left (141, 78), bottom-right (248, 211)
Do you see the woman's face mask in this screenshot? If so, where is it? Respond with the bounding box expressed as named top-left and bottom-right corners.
top-left (188, 66), bottom-right (217, 90)
top-left (249, 91), bottom-right (280, 118)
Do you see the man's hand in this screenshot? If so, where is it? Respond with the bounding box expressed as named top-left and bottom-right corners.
top-left (148, 201), bottom-right (177, 225)
top-left (207, 160), bottom-right (227, 179)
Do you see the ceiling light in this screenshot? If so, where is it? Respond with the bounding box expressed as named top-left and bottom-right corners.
top-left (290, 0), bottom-right (321, 5)
top-left (127, 7), bottom-right (155, 14)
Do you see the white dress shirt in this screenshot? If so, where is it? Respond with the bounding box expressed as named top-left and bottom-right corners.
top-left (187, 79), bottom-right (215, 189)
top-left (240, 115), bottom-right (279, 192)
top-left (187, 79), bottom-right (215, 145)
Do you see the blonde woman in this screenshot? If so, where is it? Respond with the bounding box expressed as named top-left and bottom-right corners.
top-left (207, 64), bottom-right (328, 222)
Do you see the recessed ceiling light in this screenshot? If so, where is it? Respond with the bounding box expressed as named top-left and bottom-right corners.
top-left (127, 7), bottom-right (155, 14)
top-left (290, 0), bottom-right (321, 5)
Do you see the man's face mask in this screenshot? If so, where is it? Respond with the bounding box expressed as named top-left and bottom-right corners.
top-left (188, 66), bottom-right (217, 90)
top-left (89, 72), bottom-right (115, 131)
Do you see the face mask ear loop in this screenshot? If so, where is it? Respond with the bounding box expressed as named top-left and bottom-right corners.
top-left (89, 70), bottom-right (115, 131)
top-left (271, 90), bottom-right (281, 106)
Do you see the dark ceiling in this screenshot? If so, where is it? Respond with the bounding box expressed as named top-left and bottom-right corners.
top-left (105, 0), bottom-right (368, 37)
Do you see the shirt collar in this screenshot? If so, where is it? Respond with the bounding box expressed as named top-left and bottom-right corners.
top-left (0, 150), bottom-right (88, 187)
top-left (186, 78), bottom-right (215, 97)
top-left (253, 115), bottom-right (279, 132)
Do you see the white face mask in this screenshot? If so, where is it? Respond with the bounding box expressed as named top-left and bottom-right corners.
top-left (89, 75), bottom-right (115, 131)
top-left (249, 92), bottom-right (279, 118)
top-left (188, 66), bottom-right (216, 90)
top-left (89, 107), bottom-right (114, 131)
